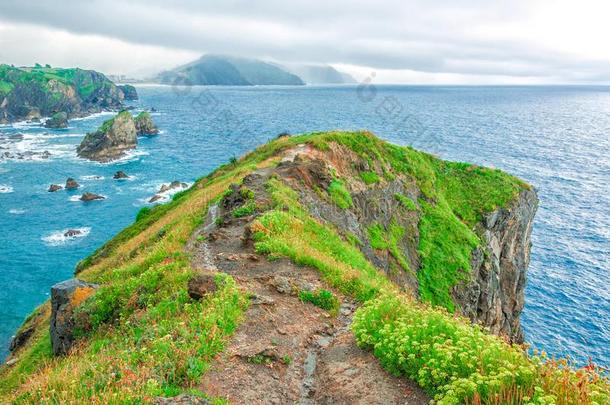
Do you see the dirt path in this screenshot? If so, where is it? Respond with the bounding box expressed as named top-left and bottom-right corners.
top-left (187, 165), bottom-right (429, 405)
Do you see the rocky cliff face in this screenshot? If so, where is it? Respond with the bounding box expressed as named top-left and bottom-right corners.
top-left (454, 189), bottom-right (538, 342)
top-left (76, 111), bottom-right (137, 162)
top-left (0, 65), bottom-right (124, 124)
top-left (117, 84), bottom-right (138, 101)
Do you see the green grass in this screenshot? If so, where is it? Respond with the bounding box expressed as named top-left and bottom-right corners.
top-left (394, 193), bottom-right (418, 211)
top-left (233, 201), bottom-right (256, 218)
top-left (299, 289), bottom-right (340, 314)
top-left (327, 179), bottom-right (353, 209)
top-left (367, 222), bottom-right (413, 274)
top-left (360, 171), bottom-right (380, 185)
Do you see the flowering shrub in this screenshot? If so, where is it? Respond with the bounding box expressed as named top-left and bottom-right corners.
top-left (352, 293), bottom-right (609, 405)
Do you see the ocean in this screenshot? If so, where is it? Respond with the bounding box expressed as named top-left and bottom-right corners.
top-left (0, 84), bottom-right (608, 366)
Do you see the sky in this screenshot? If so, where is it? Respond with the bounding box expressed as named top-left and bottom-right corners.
top-left (1, 0), bottom-right (610, 84)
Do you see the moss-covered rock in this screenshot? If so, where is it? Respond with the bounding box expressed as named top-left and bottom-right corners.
top-left (134, 111), bottom-right (158, 135)
top-left (76, 111), bottom-right (137, 162)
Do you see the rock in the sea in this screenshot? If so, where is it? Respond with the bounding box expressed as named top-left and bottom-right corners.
top-left (113, 170), bottom-right (129, 179)
top-left (48, 184), bottom-right (63, 192)
top-left (159, 181), bottom-right (187, 194)
top-left (77, 111), bottom-right (137, 162)
top-left (50, 278), bottom-right (98, 356)
top-left (188, 272), bottom-right (218, 300)
top-left (63, 229), bottom-right (83, 237)
top-left (118, 84), bottom-right (138, 101)
top-left (149, 194), bottom-right (164, 203)
top-left (65, 178), bottom-right (80, 190)
top-left (44, 111), bottom-right (68, 129)
top-left (80, 192), bottom-right (105, 201)
top-left (134, 111), bottom-right (159, 135)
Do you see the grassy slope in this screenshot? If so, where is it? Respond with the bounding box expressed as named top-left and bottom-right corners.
top-left (1, 131), bottom-right (607, 404)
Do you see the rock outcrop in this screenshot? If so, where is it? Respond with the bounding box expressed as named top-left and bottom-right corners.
top-left (113, 170), bottom-right (128, 179)
top-left (80, 192), bottom-right (105, 201)
top-left (0, 64), bottom-right (124, 123)
top-left (44, 111), bottom-right (68, 129)
top-left (50, 278), bottom-right (98, 356)
top-left (77, 111), bottom-right (137, 162)
top-left (134, 111), bottom-right (158, 135)
top-left (453, 189), bottom-right (538, 342)
top-left (48, 184), bottom-right (62, 192)
top-left (65, 177), bottom-right (80, 190)
top-left (118, 84), bottom-right (138, 100)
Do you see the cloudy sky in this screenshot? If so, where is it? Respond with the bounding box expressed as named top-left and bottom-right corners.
top-left (1, 0), bottom-right (610, 84)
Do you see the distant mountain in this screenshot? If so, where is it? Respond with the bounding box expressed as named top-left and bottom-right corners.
top-left (283, 64), bottom-right (357, 84)
top-left (156, 55), bottom-right (304, 86)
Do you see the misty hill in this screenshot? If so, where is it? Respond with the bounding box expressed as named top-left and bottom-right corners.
top-left (285, 64), bottom-right (356, 84)
top-left (156, 55), bottom-right (304, 86)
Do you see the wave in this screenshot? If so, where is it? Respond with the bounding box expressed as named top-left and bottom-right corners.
top-left (80, 175), bottom-right (105, 181)
top-left (0, 185), bottom-right (14, 193)
top-left (42, 227), bottom-right (91, 246)
top-left (8, 208), bottom-right (25, 214)
top-left (70, 111), bottom-right (115, 121)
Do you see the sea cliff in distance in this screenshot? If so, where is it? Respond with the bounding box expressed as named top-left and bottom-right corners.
top-left (0, 64), bottom-right (129, 124)
top-left (155, 54), bottom-right (355, 86)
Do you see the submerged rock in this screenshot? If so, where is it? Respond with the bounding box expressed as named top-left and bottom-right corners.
top-left (77, 111), bottom-right (137, 162)
top-left (65, 178), bottom-right (80, 190)
top-left (118, 84), bottom-right (138, 101)
top-left (113, 170), bottom-right (129, 179)
top-left (134, 111), bottom-right (158, 135)
top-left (44, 111), bottom-right (68, 129)
top-left (80, 192), bottom-right (105, 201)
top-left (50, 278), bottom-right (98, 356)
top-left (48, 184), bottom-right (63, 192)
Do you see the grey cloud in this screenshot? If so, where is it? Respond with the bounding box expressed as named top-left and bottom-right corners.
top-left (0, 0), bottom-right (608, 83)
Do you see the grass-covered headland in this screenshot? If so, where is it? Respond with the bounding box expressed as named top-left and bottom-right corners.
top-left (1, 131), bottom-right (607, 404)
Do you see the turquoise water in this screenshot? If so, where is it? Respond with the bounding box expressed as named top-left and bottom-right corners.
top-left (0, 85), bottom-right (608, 367)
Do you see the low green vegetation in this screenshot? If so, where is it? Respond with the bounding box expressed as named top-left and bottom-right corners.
top-left (353, 293), bottom-right (609, 404)
top-left (299, 289), bottom-right (340, 314)
top-left (327, 179), bottom-right (353, 209)
top-left (360, 170), bottom-right (380, 185)
top-left (233, 201), bottom-right (256, 218)
top-left (394, 192), bottom-right (418, 211)
top-left (367, 221), bottom-right (412, 274)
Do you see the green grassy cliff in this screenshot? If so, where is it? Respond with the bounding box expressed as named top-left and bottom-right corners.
top-left (0, 64), bottom-right (124, 123)
top-left (1, 131), bottom-right (607, 404)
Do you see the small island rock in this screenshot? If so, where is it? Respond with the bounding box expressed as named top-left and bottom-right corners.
top-left (113, 170), bottom-right (129, 179)
top-left (48, 184), bottom-right (63, 192)
top-left (80, 192), bottom-right (105, 201)
top-left (44, 112), bottom-right (68, 129)
top-left (77, 111), bottom-right (137, 162)
top-left (134, 111), bottom-right (159, 135)
top-left (65, 178), bottom-right (80, 190)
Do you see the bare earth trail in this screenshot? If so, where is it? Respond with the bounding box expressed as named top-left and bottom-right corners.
top-left (186, 160), bottom-right (430, 404)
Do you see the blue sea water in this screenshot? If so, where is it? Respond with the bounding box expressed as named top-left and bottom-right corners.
top-left (0, 84), bottom-right (608, 367)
